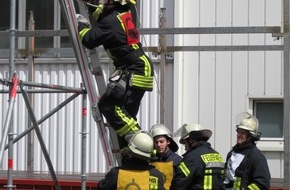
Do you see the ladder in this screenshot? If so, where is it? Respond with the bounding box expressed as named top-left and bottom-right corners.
top-left (58, 0), bottom-right (121, 168)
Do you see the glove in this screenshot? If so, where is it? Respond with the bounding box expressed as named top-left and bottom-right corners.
top-left (76, 14), bottom-right (90, 32)
top-left (121, 0), bottom-right (136, 5)
top-left (86, 0), bottom-right (100, 15)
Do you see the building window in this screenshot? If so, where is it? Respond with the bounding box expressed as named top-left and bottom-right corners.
top-left (253, 100), bottom-right (283, 139)
top-left (27, 0), bottom-right (54, 48)
top-left (0, 1), bottom-right (17, 49)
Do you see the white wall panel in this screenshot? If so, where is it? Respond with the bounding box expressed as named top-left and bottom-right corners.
top-left (214, 52), bottom-right (232, 157)
top-left (181, 52), bottom-right (199, 124)
top-left (216, 0), bottom-right (232, 27)
top-left (231, 51), bottom-right (249, 143)
top-left (264, 151), bottom-right (284, 178)
top-left (249, 0), bottom-right (265, 26)
top-left (199, 52), bottom-right (215, 134)
top-left (248, 51), bottom-right (265, 95)
top-left (266, 0), bottom-right (282, 26)
top-left (232, 0), bottom-right (249, 26)
top-left (139, 0), bottom-right (160, 48)
top-left (200, 0), bottom-right (216, 27)
top-left (265, 51), bottom-right (283, 95)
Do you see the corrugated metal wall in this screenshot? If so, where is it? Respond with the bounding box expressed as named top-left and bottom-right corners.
top-left (173, 0), bottom-right (283, 178)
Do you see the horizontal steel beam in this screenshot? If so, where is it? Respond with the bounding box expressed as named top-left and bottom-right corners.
top-left (139, 26), bottom-right (281, 35)
top-left (0, 45), bottom-right (283, 58)
top-left (0, 27), bottom-right (281, 38)
top-left (146, 45), bottom-right (284, 52)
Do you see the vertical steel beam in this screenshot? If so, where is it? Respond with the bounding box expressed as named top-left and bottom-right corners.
top-left (283, 0), bottom-right (290, 187)
top-left (159, 8), bottom-right (167, 124)
top-left (0, 74), bottom-right (17, 190)
top-left (27, 11), bottom-right (35, 172)
top-left (81, 83), bottom-right (87, 190)
top-left (9, 0), bottom-right (16, 78)
top-left (0, 76), bottom-right (18, 166)
top-left (7, 0), bottom-right (16, 189)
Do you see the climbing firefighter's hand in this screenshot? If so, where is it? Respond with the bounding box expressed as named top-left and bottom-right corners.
top-left (86, 0), bottom-right (100, 15)
top-left (76, 14), bottom-right (90, 32)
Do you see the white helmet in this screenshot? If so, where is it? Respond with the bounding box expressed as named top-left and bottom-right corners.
top-left (150, 124), bottom-right (179, 152)
top-left (236, 112), bottom-right (261, 140)
top-left (174, 123), bottom-right (212, 144)
top-left (128, 131), bottom-right (153, 160)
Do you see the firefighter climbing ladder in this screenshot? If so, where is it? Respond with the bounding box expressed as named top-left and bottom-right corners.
top-left (58, 0), bottom-right (121, 168)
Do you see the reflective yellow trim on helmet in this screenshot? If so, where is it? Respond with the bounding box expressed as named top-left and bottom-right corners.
top-left (179, 162), bottom-right (190, 177)
top-left (78, 28), bottom-right (90, 42)
top-left (115, 106), bottom-right (139, 136)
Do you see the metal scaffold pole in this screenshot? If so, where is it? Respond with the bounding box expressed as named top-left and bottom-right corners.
top-left (19, 82), bottom-right (61, 190)
top-left (283, 0), bottom-right (290, 187)
top-left (0, 75), bottom-right (17, 188)
top-left (81, 83), bottom-right (87, 190)
top-left (6, 0), bottom-right (17, 188)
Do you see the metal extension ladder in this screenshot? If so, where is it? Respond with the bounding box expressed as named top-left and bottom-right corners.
top-left (58, 0), bottom-right (122, 168)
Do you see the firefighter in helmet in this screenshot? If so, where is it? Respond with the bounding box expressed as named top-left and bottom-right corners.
top-left (77, 0), bottom-right (154, 151)
top-left (224, 112), bottom-right (271, 189)
top-left (170, 124), bottom-right (225, 190)
top-left (149, 124), bottom-right (182, 190)
top-left (98, 131), bottom-right (165, 190)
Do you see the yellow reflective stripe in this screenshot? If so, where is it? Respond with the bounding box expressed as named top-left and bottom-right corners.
top-left (117, 12), bottom-right (131, 32)
top-left (115, 106), bottom-right (139, 136)
top-left (149, 176), bottom-right (159, 190)
top-left (132, 75), bottom-right (154, 82)
top-left (131, 74), bottom-right (154, 89)
top-left (204, 169), bottom-right (212, 189)
top-left (131, 43), bottom-right (139, 49)
top-left (248, 183), bottom-right (260, 190)
top-left (140, 55), bottom-right (152, 77)
top-left (78, 28), bottom-right (90, 42)
top-left (201, 153), bottom-right (224, 163)
top-left (129, 0), bottom-right (136, 4)
top-left (92, 4), bottom-right (104, 21)
top-left (233, 177), bottom-right (241, 190)
top-left (178, 162), bottom-right (190, 177)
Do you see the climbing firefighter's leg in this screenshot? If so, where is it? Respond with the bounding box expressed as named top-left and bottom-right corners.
top-left (98, 91), bottom-right (143, 150)
top-left (123, 88), bottom-right (145, 120)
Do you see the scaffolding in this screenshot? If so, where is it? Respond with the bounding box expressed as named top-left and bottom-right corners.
top-left (0, 0), bottom-right (290, 189)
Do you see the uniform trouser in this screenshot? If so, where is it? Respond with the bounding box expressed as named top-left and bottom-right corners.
top-left (98, 87), bottom-right (145, 150)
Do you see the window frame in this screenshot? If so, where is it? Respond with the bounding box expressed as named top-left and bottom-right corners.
top-left (248, 96), bottom-right (284, 151)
